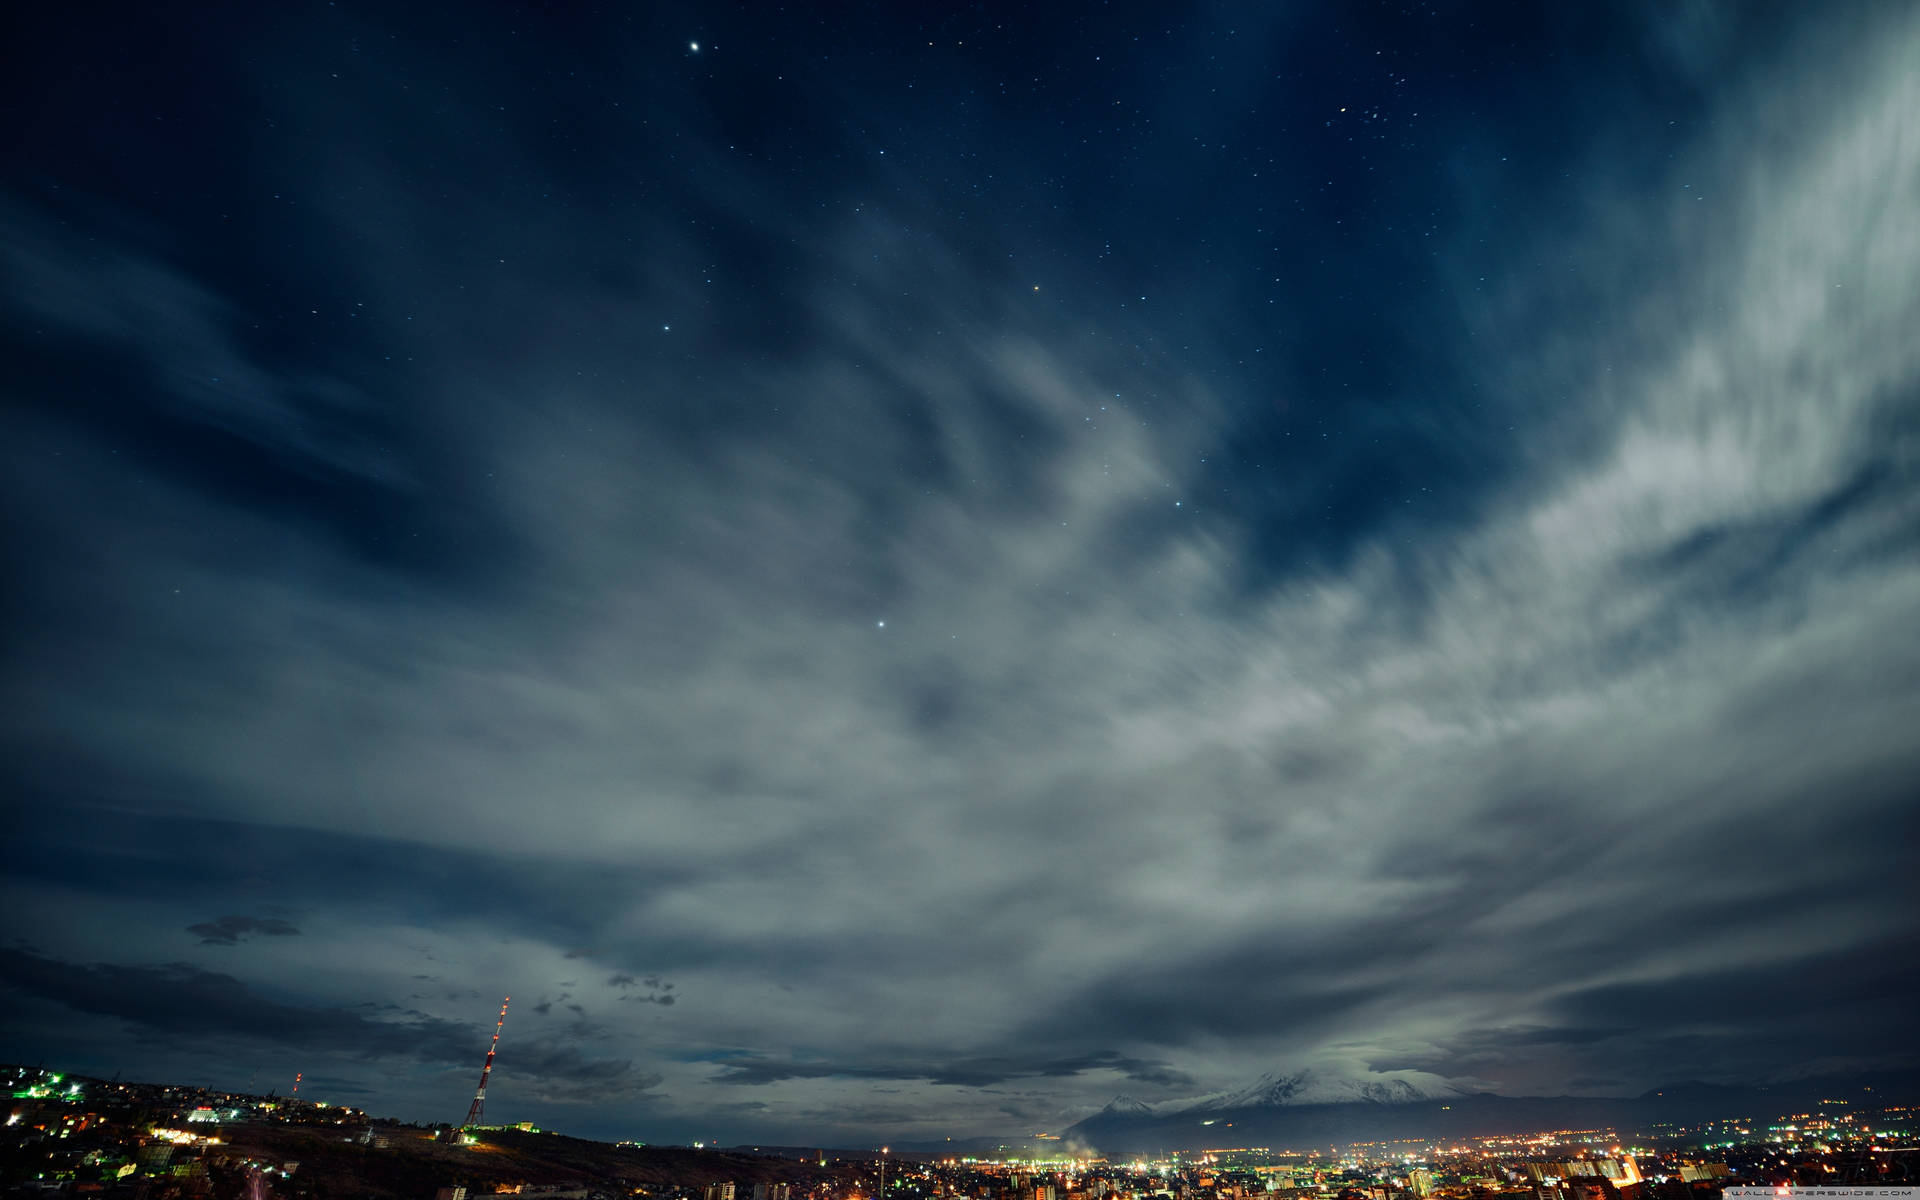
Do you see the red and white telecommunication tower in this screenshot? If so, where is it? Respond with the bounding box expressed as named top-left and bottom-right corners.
top-left (461, 997), bottom-right (510, 1129)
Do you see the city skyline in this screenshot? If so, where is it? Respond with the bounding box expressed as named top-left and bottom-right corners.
top-left (3, 1), bottom-right (1918, 1147)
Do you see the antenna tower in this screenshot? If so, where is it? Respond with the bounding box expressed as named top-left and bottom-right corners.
top-left (462, 997), bottom-right (510, 1129)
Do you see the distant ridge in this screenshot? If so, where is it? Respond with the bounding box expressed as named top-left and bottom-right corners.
top-left (1061, 1067), bottom-right (1920, 1155)
top-left (1183, 1069), bottom-right (1465, 1112)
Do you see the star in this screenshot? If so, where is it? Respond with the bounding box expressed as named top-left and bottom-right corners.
top-left (689, 41), bottom-right (700, 52)
top-left (876, 620), bottom-right (886, 628)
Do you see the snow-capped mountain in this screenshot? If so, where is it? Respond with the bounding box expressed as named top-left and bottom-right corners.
top-left (1189, 1068), bottom-right (1464, 1110)
top-left (1064, 1069), bottom-right (1920, 1157)
top-left (1079, 1069), bottom-right (1464, 1134)
top-left (1095, 1093), bottom-right (1159, 1118)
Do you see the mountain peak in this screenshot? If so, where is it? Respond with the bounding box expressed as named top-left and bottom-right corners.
top-left (1099, 1093), bottom-right (1156, 1117)
top-left (1191, 1068), bottom-right (1462, 1111)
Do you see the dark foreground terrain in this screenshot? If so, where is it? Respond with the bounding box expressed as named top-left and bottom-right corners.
top-left (215, 1125), bottom-right (854, 1200)
top-left (1, 1065), bottom-right (860, 1200)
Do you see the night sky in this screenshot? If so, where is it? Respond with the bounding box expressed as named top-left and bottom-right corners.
top-left (3, 0), bottom-right (1918, 1147)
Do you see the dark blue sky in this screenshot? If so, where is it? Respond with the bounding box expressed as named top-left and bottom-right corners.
top-left (3, 0), bottom-right (1917, 1145)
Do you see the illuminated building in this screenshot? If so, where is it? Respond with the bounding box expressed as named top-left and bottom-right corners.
top-left (1523, 1161), bottom-right (1640, 1189)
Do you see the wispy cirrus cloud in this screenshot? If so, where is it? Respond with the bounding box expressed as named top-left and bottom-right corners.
top-left (0, 0), bottom-right (1915, 1146)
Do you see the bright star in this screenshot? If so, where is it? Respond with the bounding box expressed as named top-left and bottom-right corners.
top-left (876, 620), bottom-right (886, 628)
top-left (690, 41), bottom-right (700, 52)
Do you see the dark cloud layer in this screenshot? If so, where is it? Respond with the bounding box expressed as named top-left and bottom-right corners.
top-left (3, 0), bottom-right (1918, 1146)
top-left (0, 948), bottom-right (472, 1060)
top-left (0, 948), bottom-right (657, 1105)
top-left (711, 1052), bottom-right (1192, 1091)
top-left (188, 916), bottom-right (301, 946)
